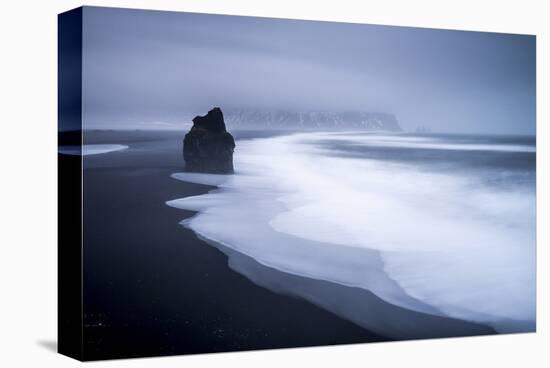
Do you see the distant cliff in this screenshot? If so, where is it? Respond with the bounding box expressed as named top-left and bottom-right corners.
top-left (223, 109), bottom-right (402, 131)
top-left (183, 107), bottom-right (235, 174)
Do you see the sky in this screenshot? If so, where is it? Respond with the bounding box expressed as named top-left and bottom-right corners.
top-left (81, 6), bottom-right (536, 134)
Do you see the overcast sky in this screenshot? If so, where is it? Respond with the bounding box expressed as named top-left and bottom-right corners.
top-left (82, 6), bottom-right (535, 134)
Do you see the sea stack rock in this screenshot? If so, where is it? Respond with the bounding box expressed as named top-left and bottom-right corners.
top-left (183, 107), bottom-right (235, 174)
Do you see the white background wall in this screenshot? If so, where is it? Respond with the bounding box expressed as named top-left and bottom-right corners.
top-left (0, 0), bottom-right (547, 366)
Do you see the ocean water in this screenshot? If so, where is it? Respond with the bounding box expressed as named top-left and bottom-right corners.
top-left (167, 132), bottom-right (536, 334)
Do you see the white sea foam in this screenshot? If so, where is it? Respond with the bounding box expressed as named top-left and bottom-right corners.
top-left (323, 133), bottom-right (536, 152)
top-left (168, 132), bottom-right (535, 332)
top-left (59, 144), bottom-right (128, 156)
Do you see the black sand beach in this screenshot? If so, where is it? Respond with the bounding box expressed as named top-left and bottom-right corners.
top-left (82, 130), bottom-right (387, 360)
top-left (81, 130), bottom-right (494, 360)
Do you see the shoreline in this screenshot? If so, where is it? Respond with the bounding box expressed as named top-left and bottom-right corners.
top-left (78, 129), bottom-right (533, 360)
top-left (167, 129), bottom-right (534, 334)
top-left (169, 174), bottom-right (497, 340)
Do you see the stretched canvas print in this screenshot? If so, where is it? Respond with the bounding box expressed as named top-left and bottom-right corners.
top-left (58, 6), bottom-right (536, 361)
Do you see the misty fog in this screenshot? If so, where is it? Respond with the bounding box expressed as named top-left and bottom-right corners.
top-left (82, 6), bottom-right (535, 134)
